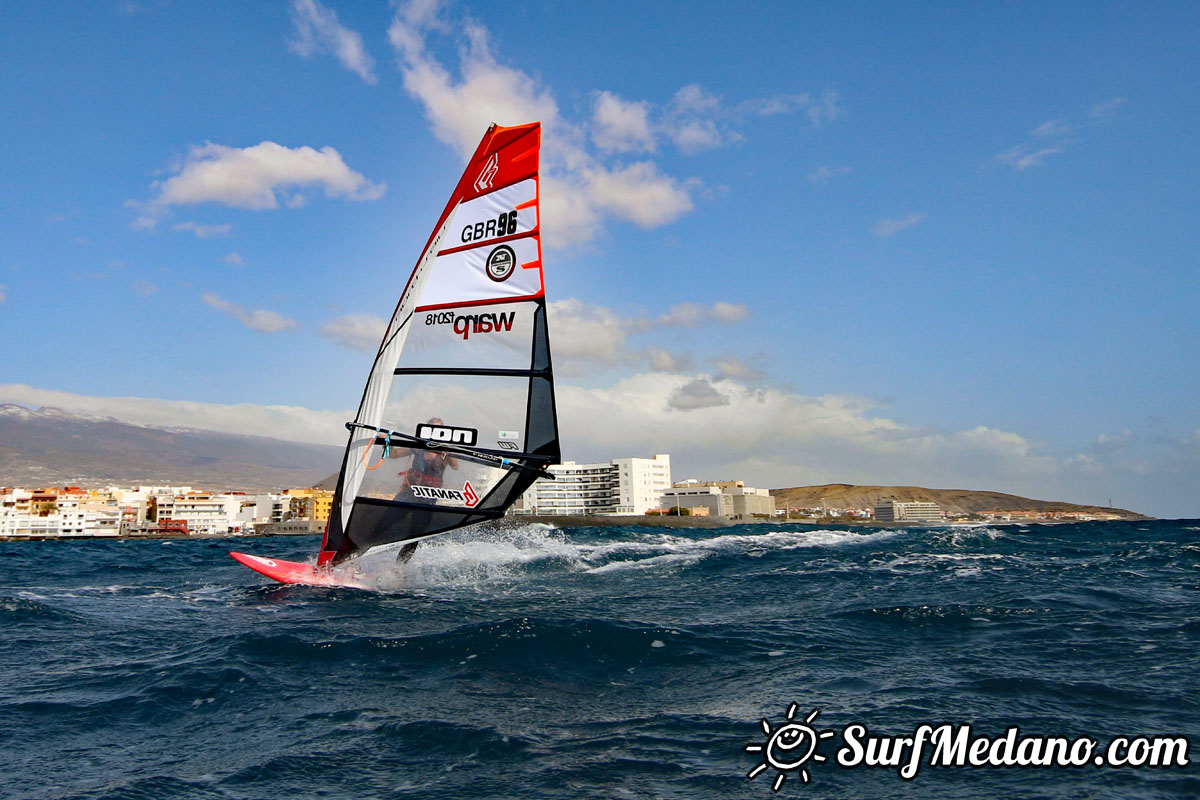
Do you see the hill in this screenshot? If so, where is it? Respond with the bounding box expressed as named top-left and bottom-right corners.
top-left (0, 404), bottom-right (341, 491)
top-left (771, 484), bottom-right (1148, 520)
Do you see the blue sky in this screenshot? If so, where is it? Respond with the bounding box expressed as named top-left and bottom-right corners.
top-left (1, 1), bottom-right (1198, 516)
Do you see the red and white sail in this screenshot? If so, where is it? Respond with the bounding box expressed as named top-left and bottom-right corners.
top-left (320, 122), bottom-right (558, 565)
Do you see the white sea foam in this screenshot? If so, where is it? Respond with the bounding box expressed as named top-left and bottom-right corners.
top-left (357, 523), bottom-right (581, 590)
top-left (584, 551), bottom-right (707, 574)
top-left (354, 524), bottom-right (905, 589)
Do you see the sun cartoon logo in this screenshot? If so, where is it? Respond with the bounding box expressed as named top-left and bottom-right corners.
top-left (745, 704), bottom-right (836, 791)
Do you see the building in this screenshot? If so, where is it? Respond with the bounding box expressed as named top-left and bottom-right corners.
top-left (149, 492), bottom-right (243, 535)
top-left (611, 455), bottom-right (672, 514)
top-left (661, 480), bottom-right (776, 519)
top-left (286, 488), bottom-right (334, 522)
top-left (514, 454), bottom-right (671, 516)
top-left (727, 485), bottom-right (776, 517)
top-left (875, 500), bottom-right (944, 523)
top-left (0, 487), bottom-right (121, 537)
top-left (661, 484), bottom-right (732, 517)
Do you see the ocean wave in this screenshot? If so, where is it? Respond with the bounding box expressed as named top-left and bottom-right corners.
top-left (57, 774), bottom-right (231, 800)
top-left (327, 525), bottom-right (908, 589)
top-left (840, 603), bottom-right (1047, 628)
top-left (4, 520), bottom-right (1198, 800)
top-left (0, 594), bottom-right (87, 624)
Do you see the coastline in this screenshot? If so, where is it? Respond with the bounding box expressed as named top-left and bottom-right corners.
top-left (2, 513), bottom-right (1168, 544)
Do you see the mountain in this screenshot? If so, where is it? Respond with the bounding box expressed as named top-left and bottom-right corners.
top-left (0, 404), bottom-right (340, 491)
top-left (771, 484), bottom-right (1148, 519)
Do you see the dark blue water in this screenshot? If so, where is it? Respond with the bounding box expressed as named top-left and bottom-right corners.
top-left (1, 520), bottom-right (1197, 799)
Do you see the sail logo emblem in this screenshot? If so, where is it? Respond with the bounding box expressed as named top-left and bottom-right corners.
top-left (485, 244), bottom-right (517, 281)
top-left (411, 481), bottom-right (479, 507)
top-left (746, 704), bottom-right (835, 791)
top-left (416, 423), bottom-right (477, 446)
top-left (473, 153), bottom-right (499, 192)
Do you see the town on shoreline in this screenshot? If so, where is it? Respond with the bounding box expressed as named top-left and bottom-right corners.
top-left (1, 470), bottom-right (1145, 542)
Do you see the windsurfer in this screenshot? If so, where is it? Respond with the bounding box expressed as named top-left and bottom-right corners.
top-left (392, 417), bottom-right (460, 564)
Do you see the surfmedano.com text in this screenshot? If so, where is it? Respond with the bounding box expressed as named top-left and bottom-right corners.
top-left (837, 723), bottom-right (1190, 780)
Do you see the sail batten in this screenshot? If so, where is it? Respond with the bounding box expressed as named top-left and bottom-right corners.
top-left (319, 122), bottom-right (557, 566)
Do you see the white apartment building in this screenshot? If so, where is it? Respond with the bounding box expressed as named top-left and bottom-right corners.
top-left (514, 454), bottom-right (671, 516)
top-left (234, 494), bottom-right (293, 529)
top-left (150, 492), bottom-right (244, 535)
top-left (0, 488), bottom-right (121, 537)
top-left (875, 500), bottom-right (944, 523)
top-left (612, 455), bottom-right (672, 514)
top-left (0, 505), bottom-right (121, 537)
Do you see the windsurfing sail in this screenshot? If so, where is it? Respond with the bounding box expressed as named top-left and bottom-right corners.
top-left (318, 122), bottom-right (559, 566)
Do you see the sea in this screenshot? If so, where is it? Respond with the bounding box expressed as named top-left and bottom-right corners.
top-left (1, 519), bottom-right (1197, 799)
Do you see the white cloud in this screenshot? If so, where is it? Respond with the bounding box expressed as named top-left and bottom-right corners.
top-left (5, 376), bottom-right (1192, 515)
top-left (546, 298), bottom-right (638, 372)
top-left (319, 313), bottom-right (387, 352)
top-left (713, 353), bottom-right (766, 381)
top-left (582, 162), bottom-right (693, 228)
top-left (172, 221), bottom-right (231, 238)
top-left (0, 384), bottom-right (348, 446)
top-left (223, 252), bottom-right (244, 266)
top-left (386, 1), bottom-right (835, 247)
top-left (388, 13), bottom-right (559, 160)
top-left (645, 348), bottom-right (693, 373)
top-left (1031, 118), bottom-right (1070, 137)
top-left (554, 373), bottom-right (1068, 496)
top-left (389, 4), bottom-right (693, 247)
top-left (996, 144), bottom-right (1064, 171)
top-left (145, 141), bottom-right (385, 213)
top-left (663, 85), bottom-right (731, 154)
top-left (653, 301), bottom-right (749, 328)
top-left (660, 87), bottom-right (842, 154)
top-left (808, 165), bottom-right (851, 184)
top-left (804, 89), bottom-right (846, 126)
top-left (0, 284), bottom-right (6, 303)
top-left (132, 281), bottom-right (158, 297)
top-left (736, 92), bottom-right (811, 117)
top-left (996, 99), bottom-right (1124, 173)
top-left (665, 119), bottom-right (726, 155)
top-left (1088, 96), bottom-right (1126, 120)
top-left (873, 213), bottom-right (927, 237)
top-left (201, 292), bottom-right (299, 334)
top-left (547, 298), bottom-right (749, 374)
top-left (670, 84), bottom-right (721, 115)
top-left (592, 91), bottom-right (655, 153)
top-left (288, 0), bottom-right (377, 84)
